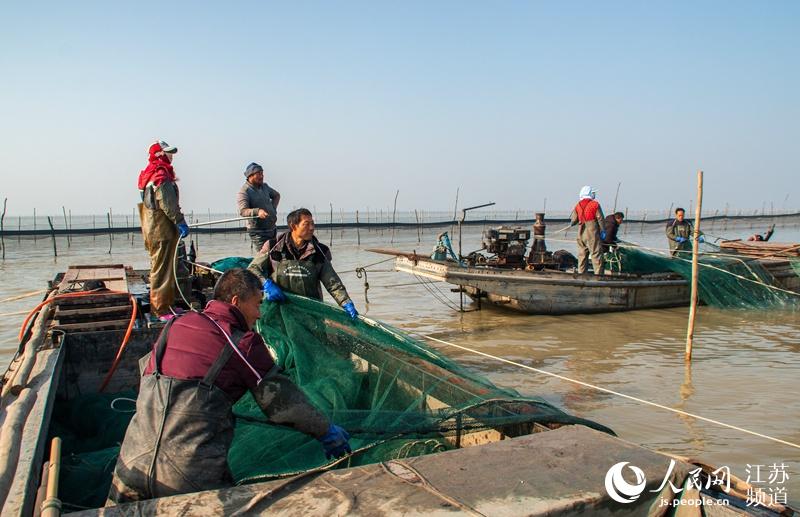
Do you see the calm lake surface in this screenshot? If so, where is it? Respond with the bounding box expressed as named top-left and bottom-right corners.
top-left (2, 216), bottom-right (799, 504)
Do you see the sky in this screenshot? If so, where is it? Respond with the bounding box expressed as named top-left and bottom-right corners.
top-left (0, 1), bottom-right (798, 218)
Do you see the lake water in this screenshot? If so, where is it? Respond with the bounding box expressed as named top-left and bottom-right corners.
top-left (1, 216), bottom-right (799, 505)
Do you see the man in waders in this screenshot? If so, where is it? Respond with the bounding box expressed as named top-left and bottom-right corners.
top-left (236, 162), bottom-right (281, 251)
top-left (248, 208), bottom-right (359, 320)
top-left (569, 185), bottom-right (607, 275)
top-left (108, 268), bottom-right (351, 503)
top-left (665, 207), bottom-right (704, 257)
top-left (137, 140), bottom-right (190, 322)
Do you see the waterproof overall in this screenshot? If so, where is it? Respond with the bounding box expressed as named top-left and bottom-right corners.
top-left (248, 235), bottom-right (352, 306)
top-left (139, 181), bottom-right (186, 316)
top-left (665, 219), bottom-right (699, 257)
top-left (570, 199), bottom-right (606, 275)
top-left (108, 318), bottom-right (243, 503)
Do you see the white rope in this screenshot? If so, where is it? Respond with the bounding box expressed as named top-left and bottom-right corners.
top-left (416, 333), bottom-right (800, 451)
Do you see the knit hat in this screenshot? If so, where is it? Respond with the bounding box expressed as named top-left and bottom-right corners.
top-left (244, 162), bottom-right (263, 178)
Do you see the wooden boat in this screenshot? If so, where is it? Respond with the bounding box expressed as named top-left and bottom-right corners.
top-left (0, 263), bottom-right (793, 515)
top-left (369, 248), bottom-right (692, 314)
top-left (368, 238), bottom-right (800, 315)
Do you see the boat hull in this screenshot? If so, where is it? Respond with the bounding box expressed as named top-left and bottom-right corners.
top-left (394, 256), bottom-right (691, 315)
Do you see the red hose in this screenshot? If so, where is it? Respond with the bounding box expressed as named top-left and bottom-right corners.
top-left (17, 289), bottom-right (138, 393)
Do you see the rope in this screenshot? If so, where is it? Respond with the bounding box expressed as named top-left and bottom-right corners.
top-left (415, 333), bottom-right (800, 451)
top-left (0, 290), bottom-right (46, 304)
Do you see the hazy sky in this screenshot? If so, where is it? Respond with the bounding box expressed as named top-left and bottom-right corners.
top-left (1, 1), bottom-right (798, 217)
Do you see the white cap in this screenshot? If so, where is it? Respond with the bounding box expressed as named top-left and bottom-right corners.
top-left (579, 185), bottom-right (596, 199)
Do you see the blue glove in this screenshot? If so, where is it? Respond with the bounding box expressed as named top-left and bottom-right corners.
top-left (600, 231), bottom-right (607, 241)
top-left (177, 222), bottom-right (190, 239)
top-left (262, 279), bottom-right (286, 302)
top-left (343, 301), bottom-right (358, 320)
top-left (319, 424), bottom-right (351, 459)
top-left (698, 235), bottom-right (705, 243)
top-left (675, 236), bottom-right (687, 243)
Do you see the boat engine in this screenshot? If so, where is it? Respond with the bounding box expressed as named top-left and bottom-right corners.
top-left (482, 227), bottom-right (530, 266)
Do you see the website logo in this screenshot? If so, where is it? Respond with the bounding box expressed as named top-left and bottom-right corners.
top-left (605, 462), bottom-right (647, 504)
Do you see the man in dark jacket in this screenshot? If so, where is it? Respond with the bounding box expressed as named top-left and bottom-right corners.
top-left (601, 212), bottom-right (625, 252)
top-left (237, 162), bottom-right (281, 251)
top-left (666, 207), bottom-right (704, 257)
top-left (108, 268), bottom-right (351, 503)
top-left (248, 208), bottom-right (358, 320)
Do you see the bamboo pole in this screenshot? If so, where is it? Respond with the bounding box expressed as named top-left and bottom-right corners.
top-left (1, 197), bottom-right (7, 260)
top-left (40, 437), bottom-right (62, 517)
top-left (107, 212), bottom-right (113, 254)
top-left (329, 203), bottom-right (333, 247)
top-left (391, 189), bottom-right (399, 244)
top-left (46, 217), bottom-right (57, 257)
top-left (356, 210), bottom-right (360, 246)
top-left (61, 206), bottom-right (70, 247)
top-left (685, 170), bottom-right (704, 362)
top-left (415, 209), bottom-right (421, 242)
top-left (33, 207), bottom-right (37, 242)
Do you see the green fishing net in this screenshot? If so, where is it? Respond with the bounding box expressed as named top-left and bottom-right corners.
top-left (228, 293), bottom-right (612, 484)
top-left (612, 246), bottom-right (798, 309)
top-left (210, 256), bottom-right (252, 272)
top-left (52, 293), bottom-right (612, 508)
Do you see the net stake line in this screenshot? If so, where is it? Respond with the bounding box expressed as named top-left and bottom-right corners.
top-left (415, 332), bottom-right (800, 451)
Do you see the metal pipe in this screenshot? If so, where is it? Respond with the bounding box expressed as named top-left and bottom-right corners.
top-left (188, 216), bottom-right (257, 228)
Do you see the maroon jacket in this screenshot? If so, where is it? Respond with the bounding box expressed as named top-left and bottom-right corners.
top-left (144, 300), bottom-right (275, 401)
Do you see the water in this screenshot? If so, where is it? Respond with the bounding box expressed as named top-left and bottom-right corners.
top-left (2, 216), bottom-right (799, 505)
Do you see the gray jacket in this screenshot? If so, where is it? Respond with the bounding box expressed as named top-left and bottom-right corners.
top-left (237, 182), bottom-right (280, 231)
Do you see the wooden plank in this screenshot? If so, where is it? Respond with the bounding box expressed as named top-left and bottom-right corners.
top-left (52, 319), bottom-right (130, 331)
top-left (54, 305), bottom-right (132, 318)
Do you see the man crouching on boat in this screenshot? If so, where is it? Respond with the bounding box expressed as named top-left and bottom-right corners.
top-left (107, 268), bottom-right (351, 504)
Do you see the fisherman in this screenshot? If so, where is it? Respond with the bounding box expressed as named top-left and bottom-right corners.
top-left (237, 162), bottom-right (281, 251)
top-left (248, 208), bottom-right (359, 320)
top-left (748, 225), bottom-right (775, 242)
top-left (602, 212), bottom-right (625, 252)
top-left (108, 268), bottom-right (351, 503)
top-left (665, 207), bottom-right (704, 257)
top-left (569, 185), bottom-right (607, 275)
top-left (137, 140), bottom-right (190, 322)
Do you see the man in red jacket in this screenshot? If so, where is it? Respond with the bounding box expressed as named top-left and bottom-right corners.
top-left (569, 185), bottom-right (607, 275)
top-left (108, 268), bottom-right (351, 503)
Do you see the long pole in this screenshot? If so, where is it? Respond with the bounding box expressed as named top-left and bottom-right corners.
top-left (188, 216), bottom-right (257, 228)
top-left (0, 198), bottom-right (7, 260)
top-left (40, 437), bottom-right (62, 517)
top-left (47, 217), bottom-right (57, 257)
top-left (685, 170), bottom-right (704, 362)
top-left (613, 182), bottom-right (621, 212)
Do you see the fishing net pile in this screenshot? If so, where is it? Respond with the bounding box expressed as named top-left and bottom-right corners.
top-left (53, 293), bottom-right (611, 509)
top-left (229, 293), bottom-right (611, 482)
top-left (609, 246), bottom-right (799, 309)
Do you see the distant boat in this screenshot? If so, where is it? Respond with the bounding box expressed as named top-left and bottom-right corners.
top-left (368, 247), bottom-right (691, 314)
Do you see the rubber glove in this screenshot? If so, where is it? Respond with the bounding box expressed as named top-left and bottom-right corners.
top-left (698, 235), bottom-right (705, 243)
top-left (675, 236), bottom-right (687, 243)
top-left (343, 301), bottom-right (358, 320)
top-left (600, 231), bottom-right (607, 241)
top-left (319, 424), bottom-right (351, 459)
top-left (262, 279), bottom-right (286, 302)
top-left (177, 222), bottom-right (190, 239)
